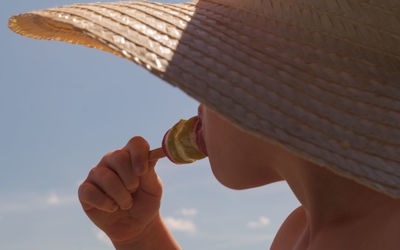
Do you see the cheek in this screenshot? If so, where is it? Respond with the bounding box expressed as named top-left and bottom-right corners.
top-left (202, 110), bottom-right (259, 188)
top-left (205, 129), bottom-right (242, 188)
top-left (202, 108), bottom-right (282, 189)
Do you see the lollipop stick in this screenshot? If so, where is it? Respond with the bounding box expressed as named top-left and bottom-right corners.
top-left (149, 147), bottom-right (165, 161)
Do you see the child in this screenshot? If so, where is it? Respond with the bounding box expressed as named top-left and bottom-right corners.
top-left (77, 104), bottom-right (400, 250)
top-left (9, 0), bottom-right (400, 249)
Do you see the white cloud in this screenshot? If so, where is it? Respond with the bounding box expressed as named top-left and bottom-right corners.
top-left (0, 191), bottom-right (77, 213)
top-left (164, 216), bottom-right (196, 233)
top-left (96, 230), bottom-right (113, 246)
top-left (46, 192), bottom-right (60, 205)
top-left (45, 192), bottom-right (76, 206)
top-left (247, 216), bottom-right (271, 229)
top-left (197, 232), bottom-right (275, 248)
top-left (180, 208), bottom-right (198, 216)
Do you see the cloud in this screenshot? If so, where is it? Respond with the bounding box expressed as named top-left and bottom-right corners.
top-left (197, 232), bottom-right (275, 248)
top-left (164, 216), bottom-right (196, 233)
top-left (96, 230), bottom-right (113, 246)
top-left (46, 193), bottom-right (60, 205)
top-left (247, 216), bottom-right (271, 229)
top-left (45, 192), bottom-right (76, 206)
top-left (180, 208), bottom-right (198, 216)
top-left (0, 191), bottom-right (77, 213)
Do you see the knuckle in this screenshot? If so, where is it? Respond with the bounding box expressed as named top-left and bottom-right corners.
top-left (101, 150), bottom-right (115, 163)
top-left (128, 136), bottom-right (144, 144)
top-left (121, 193), bottom-right (132, 204)
top-left (79, 183), bottom-right (107, 206)
top-left (100, 198), bottom-right (112, 208)
top-left (127, 136), bottom-right (150, 151)
top-left (88, 167), bottom-right (96, 177)
top-left (78, 182), bottom-right (93, 199)
top-left (103, 149), bottom-right (129, 168)
top-left (77, 183), bottom-right (86, 198)
top-left (94, 193), bottom-right (107, 206)
top-left (127, 179), bottom-right (139, 192)
top-left (96, 167), bottom-right (116, 184)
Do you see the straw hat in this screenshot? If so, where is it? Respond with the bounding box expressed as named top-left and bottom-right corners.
top-left (8, 0), bottom-right (400, 198)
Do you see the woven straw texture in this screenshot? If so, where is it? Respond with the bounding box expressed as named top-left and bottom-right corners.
top-left (8, 0), bottom-right (400, 197)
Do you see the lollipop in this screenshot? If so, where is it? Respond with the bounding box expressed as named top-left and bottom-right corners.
top-left (149, 116), bottom-right (207, 164)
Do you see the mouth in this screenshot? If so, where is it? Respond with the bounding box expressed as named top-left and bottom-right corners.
top-left (195, 116), bottom-right (208, 157)
top-left (197, 104), bottom-right (203, 119)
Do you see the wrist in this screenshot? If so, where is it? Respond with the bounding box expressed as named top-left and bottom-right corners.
top-left (113, 213), bottom-right (181, 250)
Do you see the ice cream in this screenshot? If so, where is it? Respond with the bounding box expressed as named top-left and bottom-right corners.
top-left (148, 116), bottom-right (207, 164)
top-left (162, 116), bottom-right (207, 164)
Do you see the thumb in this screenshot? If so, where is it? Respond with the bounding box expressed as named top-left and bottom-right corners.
top-left (139, 159), bottom-right (163, 197)
top-left (123, 136), bottom-right (162, 197)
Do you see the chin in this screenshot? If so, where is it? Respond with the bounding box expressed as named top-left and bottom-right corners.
top-left (210, 165), bottom-right (265, 190)
top-left (210, 164), bottom-right (282, 191)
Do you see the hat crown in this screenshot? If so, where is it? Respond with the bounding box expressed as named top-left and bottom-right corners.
top-left (7, 0), bottom-right (400, 198)
top-left (209, 0), bottom-right (400, 34)
top-left (209, 0), bottom-right (400, 71)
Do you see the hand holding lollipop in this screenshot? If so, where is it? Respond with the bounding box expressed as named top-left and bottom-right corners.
top-left (77, 116), bottom-right (207, 249)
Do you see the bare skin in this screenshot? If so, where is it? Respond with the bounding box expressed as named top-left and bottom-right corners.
top-left (78, 137), bottom-right (180, 249)
top-left (201, 105), bottom-right (400, 250)
top-left (78, 104), bottom-right (400, 249)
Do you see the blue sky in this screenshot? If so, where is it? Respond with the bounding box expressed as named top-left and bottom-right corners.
top-left (1, 1), bottom-right (300, 249)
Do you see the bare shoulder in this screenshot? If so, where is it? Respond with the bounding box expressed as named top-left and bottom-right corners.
top-left (270, 206), bottom-right (306, 250)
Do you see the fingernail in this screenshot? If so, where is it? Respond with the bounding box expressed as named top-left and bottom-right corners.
top-left (110, 203), bottom-right (119, 213)
top-left (122, 200), bottom-right (133, 210)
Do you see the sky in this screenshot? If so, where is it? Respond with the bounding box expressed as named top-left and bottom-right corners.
top-left (1, 1), bottom-right (300, 249)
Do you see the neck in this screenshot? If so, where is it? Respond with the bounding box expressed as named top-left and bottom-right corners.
top-left (278, 159), bottom-right (400, 240)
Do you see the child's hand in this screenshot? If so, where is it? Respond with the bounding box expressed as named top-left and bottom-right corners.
top-left (78, 136), bottom-right (163, 244)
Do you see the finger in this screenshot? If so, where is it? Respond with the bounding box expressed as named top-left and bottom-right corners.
top-left (124, 136), bottom-right (150, 176)
top-left (124, 136), bottom-right (162, 197)
top-left (101, 149), bottom-right (139, 193)
top-left (139, 163), bottom-right (163, 197)
top-left (88, 167), bottom-right (133, 210)
top-left (78, 181), bottom-right (118, 213)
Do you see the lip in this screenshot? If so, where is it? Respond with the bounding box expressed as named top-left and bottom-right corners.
top-left (195, 116), bottom-right (208, 156)
top-left (197, 104), bottom-right (203, 120)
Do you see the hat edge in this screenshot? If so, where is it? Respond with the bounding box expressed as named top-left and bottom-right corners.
top-left (8, 11), bottom-right (126, 59)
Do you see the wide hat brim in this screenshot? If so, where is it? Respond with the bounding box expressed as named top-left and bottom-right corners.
top-left (9, 0), bottom-right (400, 197)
